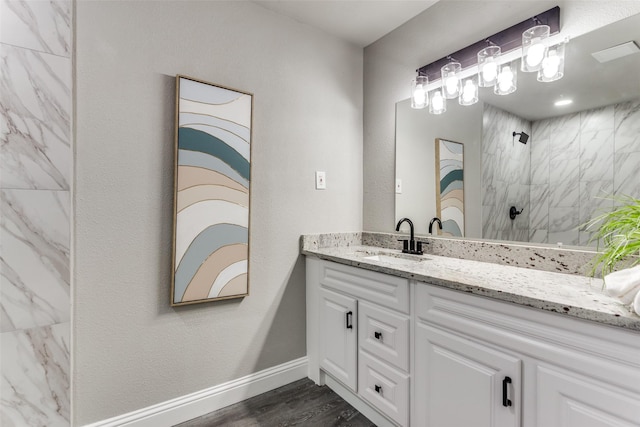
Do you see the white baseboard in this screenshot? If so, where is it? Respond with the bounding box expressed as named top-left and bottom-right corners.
top-left (84, 357), bottom-right (308, 427)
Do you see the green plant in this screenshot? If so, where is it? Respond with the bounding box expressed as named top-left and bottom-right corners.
top-left (585, 195), bottom-right (640, 278)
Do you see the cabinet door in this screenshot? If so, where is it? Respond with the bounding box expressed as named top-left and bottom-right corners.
top-left (414, 323), bottom-right (521, 427)
top-left (537, 364), bottom-right (640, 427)
top-left (319, 288), bottom-right (358, 392)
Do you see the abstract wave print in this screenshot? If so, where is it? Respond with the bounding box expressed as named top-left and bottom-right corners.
top-left (173, 77), bottom-right (251, 304)
top-left (437, 139), bottom-right (464, 237)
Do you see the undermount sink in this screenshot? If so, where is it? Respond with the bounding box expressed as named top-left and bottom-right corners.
top-left (360, 252), bottom-right (430, 266)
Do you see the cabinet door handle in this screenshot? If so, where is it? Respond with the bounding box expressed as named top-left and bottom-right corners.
top-left (374, 331), bottom-right (383, 340)
top-left (502, 376), bottom-right (512, 407)
top-left (375, 384), bottom-right (382, 394)
top-left (346, 311), bottom-right (353, 329)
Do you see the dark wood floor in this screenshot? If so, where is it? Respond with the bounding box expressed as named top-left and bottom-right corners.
top-left (176, 378), bottom-right (376, 426)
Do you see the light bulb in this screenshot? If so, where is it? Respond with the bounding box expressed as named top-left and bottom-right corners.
top-left (498, 66), bottom-right (513, 91)
top-left (542, 51), bottom-right (560, 78)
top-left (445, 76), bottom-right (459, 96)
top-left (413, 84), bottom-right (427, 105)
top-left (462, 81), bottom-right (475, 103)
top-left (482, 62), bottom-right (497, 83)
top-left (432, 92), bottom-right (443, 110)
top-left (526, 42), bottom-right (546, 67)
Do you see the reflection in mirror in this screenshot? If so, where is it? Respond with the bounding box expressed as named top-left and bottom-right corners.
top-left (395, 13), bottom-right (640, 247)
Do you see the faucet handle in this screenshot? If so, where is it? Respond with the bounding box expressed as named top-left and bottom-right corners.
top-left (397, 239), bottom-right (409, 253)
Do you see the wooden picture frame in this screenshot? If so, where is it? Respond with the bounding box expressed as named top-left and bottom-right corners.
top-left (171, 75), bottom-right (253, 306)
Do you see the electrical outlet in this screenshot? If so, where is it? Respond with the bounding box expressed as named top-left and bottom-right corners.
top-left (396, 179), bottom-right (402, 194)
top-left (315, 171), bottom-right (326, 190)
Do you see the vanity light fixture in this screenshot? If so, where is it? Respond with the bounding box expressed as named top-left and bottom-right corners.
top-left (477, 46), bottom-right (501, 87)
top-left (411, 75), bottom-right (429, 109)
top-left (495, 62), bottom-right (517, 95)
top-left (441, 61), bottom-right (462, 99)
top-left (459, 77), bottom-right (479, 106)
top-left (538, 37), bottom-right (568, 82)
top-left (429, 89), bottom-right (447, 114)
top-left (412, 7), bottom-right (564, 115)
top-left (521, 25), bottom-right (550, 72)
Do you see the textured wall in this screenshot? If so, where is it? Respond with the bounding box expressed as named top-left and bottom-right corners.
top-left (482, 104), bottom-right (531, 242)
top-left (363, 1), bottom-right (640, 233)
top-left (530, 100), bottom-right (640, 246)
top-left (74, 1), bottom-right (362, 424)
top-left (0, 0), bottom-right (72, 425)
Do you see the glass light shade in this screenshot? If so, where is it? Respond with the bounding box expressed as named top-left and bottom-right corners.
top-left (477, 46), bottom-right (501, 87)
top-left (495, 63), bottom-right (517, 95)
top-left (459, 78), bottom-right (478, 106)
top-left (538, 39), bottom-right (566, 82)
top-left (429, 89), bottom-right (447, 114)
top-left (441, 62), bottom-right (462, 99)
top-left (411, 75), bottom-right (429, 109)
top-left (522, 25), bottom-right (550, 72)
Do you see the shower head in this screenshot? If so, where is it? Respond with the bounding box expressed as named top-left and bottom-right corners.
top-left (512, 131), bottom-right (529, 144)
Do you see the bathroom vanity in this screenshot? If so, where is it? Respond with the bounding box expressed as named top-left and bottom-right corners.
top-left (303, 235), bottom-right (640, 427)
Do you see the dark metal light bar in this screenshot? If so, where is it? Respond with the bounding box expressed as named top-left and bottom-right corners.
top-left (417, 6), bottom-right (560, 81)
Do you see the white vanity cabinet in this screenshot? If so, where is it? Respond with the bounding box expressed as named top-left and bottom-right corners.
top-left (414, 322), bottom-right (521, 427)
top-left (414, 284), bottom-right (640, 427)
top-left (307, 258), bottom-right (411, 427)
top-left (307, 257), bottom-right (640, 427)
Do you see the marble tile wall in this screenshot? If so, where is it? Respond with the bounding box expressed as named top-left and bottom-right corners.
top-left (481, 104), bottom-right (531, 242)
top-left (1, 1), bottom-right (72, 426)
top-left (529, 100), bottom-right (640, 247)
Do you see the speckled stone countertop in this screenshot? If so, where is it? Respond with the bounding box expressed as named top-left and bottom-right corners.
top-left (302, 243), bottom-right (640, 332)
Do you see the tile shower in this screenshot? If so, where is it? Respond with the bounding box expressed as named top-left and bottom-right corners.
top-left (1, 0), bottom-right (72, 425)
top-left (482, 100), bottom-right (640, 246)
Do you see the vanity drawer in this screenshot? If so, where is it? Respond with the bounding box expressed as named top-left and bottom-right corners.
top-left (320, 261), bottom-right (410, 313)
top-left (359, 301), bottom-right (409, 372)
top-left (358, 350), bottom-right (409, 427)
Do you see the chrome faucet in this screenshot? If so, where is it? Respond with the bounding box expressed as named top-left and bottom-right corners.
top-left (395, 218), bottom-right (423, 255)
top-left (429, 217), bottom-right (443, 235)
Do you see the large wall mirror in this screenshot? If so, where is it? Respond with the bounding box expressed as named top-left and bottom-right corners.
top-left (395, 12), bottom-right (640, 247)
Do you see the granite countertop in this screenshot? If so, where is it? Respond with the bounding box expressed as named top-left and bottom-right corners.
top-left (302, 244), bottom-right (640, 332)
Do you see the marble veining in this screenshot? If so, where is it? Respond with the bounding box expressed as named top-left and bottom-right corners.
top-left (301, 242), bottom-right (639, 331)
top-left (0, 190), bottom-right (69, 333)
top-left (614, 100), bottom-right (640, 154)
top-left (0, 322), bottom-right (70, 427)
top-left (579, 129), bottom-right (614, 182)
top-left (0, 0), bottom-right (71, 57)
top-left (529, 99), bottom-right (640, 246)
top-left (0, 43), bottom-right (71, 190)
top-left (614, 151), bottom-right (640, 198)
top-left (482, 105), bottom-right (531, 241)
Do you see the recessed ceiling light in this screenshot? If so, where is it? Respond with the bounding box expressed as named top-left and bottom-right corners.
top-left (555, 99), bottom-right (573, 106)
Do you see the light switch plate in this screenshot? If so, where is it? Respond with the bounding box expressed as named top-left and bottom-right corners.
top-left (396, 179), bottom-right (402, 194)
top-left (315, 171), bottom-right (326, 190)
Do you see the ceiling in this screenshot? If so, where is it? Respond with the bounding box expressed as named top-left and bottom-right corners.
top-left (253, 0), bottom-right (438, 47)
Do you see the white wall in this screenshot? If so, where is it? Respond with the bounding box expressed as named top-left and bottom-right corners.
top-left (73, 1), bottom-right (362, 424)
top-left (363, 0), bottom-right (640, 233)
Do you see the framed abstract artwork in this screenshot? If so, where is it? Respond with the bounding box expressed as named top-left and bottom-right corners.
top-left (171, 75), bottom-right (252, 306)
top-left (435, 138), bottom-right (464, 237)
